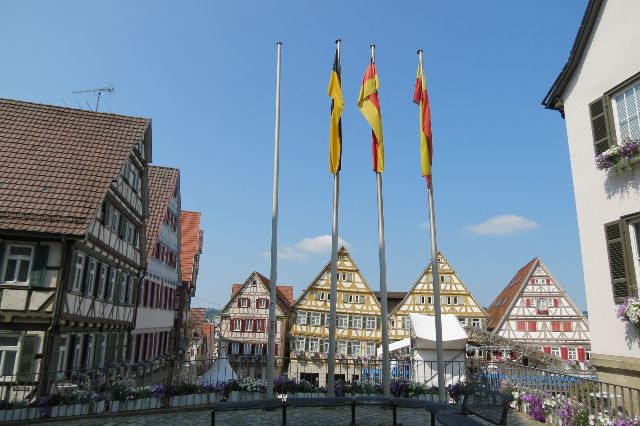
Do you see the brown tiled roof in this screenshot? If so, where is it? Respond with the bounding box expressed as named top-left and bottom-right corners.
top-left (278, 286), bottom-right (294, 306)
top-left (188, 307), bottom-right (207, 327)
top-left (373, 291), bottom-right (407, 312)
top-left (0, 98), bottom-right (150, 235)
top-left (145, 166), bottom-right (179, 260)
top-left (486, 258), bottom-right (539, 331)
top-left (231, 284), bottom-right (242, 297)
top-left (180, 211), bottom-right (202, 282)
top-left (255, 272), bottom-right (293, 313)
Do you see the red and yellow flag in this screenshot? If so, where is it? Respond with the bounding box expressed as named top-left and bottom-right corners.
top-left (327, 48), bottom-right (344, 174)
top-left (357, 62), bottom-right (384, 173)
top-left (413, 60), bottom-right (433, 187)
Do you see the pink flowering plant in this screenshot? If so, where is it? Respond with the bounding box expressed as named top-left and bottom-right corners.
top-left (596, 140), bottom-right (640, 174)
top-left (616, 298), bottom-right (640, 329)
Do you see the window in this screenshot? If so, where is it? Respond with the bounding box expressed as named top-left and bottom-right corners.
top-left (563, 322), bottom-right (573, 331)
top-left (366, 317), bottom-right (376, 330)
top-left (351, 341), bottom-right (361, 357)
top-left (309, 339), bottom-right (320, 353)
top-left (119, 273), bottom-right (128, 304)
top-left (256, 320), bottom-right (265, 332)
top-left (568, 348), bottom-right (577, 360)
top-left (85, 334), bottom-right (95, 369)
top-left (516, 321), bottom-right (526, 332)
top-left (251, 279), bottom-right (257, 287)
top-left (72, 253), bottom-right (85, 292)
top-left (72, 335), bottom-right (83, 371)
top-left (85, 259), bottom-right (97, 296)
top-left (243, 343), bottom-right (252, 354)
top-left (233, 319), bottom-right (242, 331)
top-left (310, 312), bottom-right (321, 326)
top-left (255, 344), bottom-right (264, 355)
top-left (453, 296), bottom-right (461, 305)
top-left (366, 342), bottom-right (376, 357)
top-left (536, 298), bottom-right (548, 311)
top-left (231, 342), bottom-right (240, 355)
top-left (244, 319), bottom-right (254, 331)
top-left (258, 298), bottom-right (267, 308)
top-left (297, 311), bottom-right (307, 325)
top-left (633, 222), bottom-right (640, 283)
top-left (240, 298), bottom-right (249, 308)
top-left (427, 296), bottom-right (433, 305)
top-left (337, 340), bottom-right (347, 355)
top-left (295, 337), bottom-right (305, 351)
top-left (551, 321), bottom-right (561, 332)
top-left (337, 315), bottom-right (349, 329)
top-left (98, 335), bottom-right (107, 368)
top-left (0, 335), bottom-right (19, 378)
top-left (3, 245), bottom-right (34, 284)
top-left (418, 295), bottom-right (426, 304)
top-left (97, 264), bottom-right (107, 299)
top-left (459, 318), bottom-right (466, 326)
top-left (57, 336), bottom-right (69, 376)
top-left (400, 316), bottom-right (410, 330)
top-left (110, 207), bottom-right (121, 233)
top-left (472, 318), bottom-right (481, 328)
top-left (352, 316), bottom-right (362, 329)
top-left (322, 340), bottom-right (329, 353)
top-left (612, 81), bottom-right (640, 140)
top-left (342, 293), bottom-right (355, 303)
top-left (355, 295), bottom-right (365, 304)
top-left (551, 347), bottom-right (560, 357)
top-left (127, 276), bottom-right (135, 304)
top-left (108, 269), bottom-right (117, 302)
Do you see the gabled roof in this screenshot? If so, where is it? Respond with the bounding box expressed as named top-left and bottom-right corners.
top-left (188, 307), bottom-right (207, 327)
top-left (542, 0), bottom-right (604, 112)
top-left (145, 166), bottom-right (179, 260)
top-left (180, 211), bottom-right (202, 282)
top-left (0, 98), bottom-right (150, 235)
top-left (221, 271), bottom-right (293, 314)
top-left (373, 291), bottom-right (407, 312)
top-left (486, 258), bottom-right (538, 331)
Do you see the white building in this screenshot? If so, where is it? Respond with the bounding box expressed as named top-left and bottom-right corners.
top-left (543, 0), bottom-right (640, 387)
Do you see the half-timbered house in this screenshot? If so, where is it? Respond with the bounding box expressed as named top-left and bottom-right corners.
top-left (388, 252), bottom-right (487, 342)
top-left (218, 272), bottom-right (293, 378)
top-left (486, 258), bottom-right (590, 367)
top-left (287, 247), bottom-right (382, 386)
top-left (131, 166), bottom-right (181, 363)
top-left (0, 99), bottom-right (151, 393)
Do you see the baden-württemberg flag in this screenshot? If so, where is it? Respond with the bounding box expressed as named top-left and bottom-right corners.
top-left (327, 47), bottom-right (344, 174)
top-left (413, 60), bottom-right (433, 187)
top-left (357, 62), bottom-right (384, 173)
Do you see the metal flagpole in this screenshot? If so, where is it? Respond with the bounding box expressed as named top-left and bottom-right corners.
top-left (266, 41), bottom-right (282, 399)
top-left (327, 39), bottom-right (341, 398)
top-left (418, 49), bottom-right (446, 403)
top-left (371, 44), bottom-right (391, 397)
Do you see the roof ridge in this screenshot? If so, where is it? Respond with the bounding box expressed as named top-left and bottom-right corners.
top-left (0, 97), bottom-right (150, 121)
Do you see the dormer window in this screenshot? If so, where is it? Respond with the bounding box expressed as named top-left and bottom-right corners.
top-left (251, 280), bottom-right (257, 287)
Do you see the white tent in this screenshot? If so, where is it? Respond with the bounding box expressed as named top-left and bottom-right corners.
top-left (199, 357), bottom-right (238, 384)
top-left (408, 313), bottom-right (468, 385)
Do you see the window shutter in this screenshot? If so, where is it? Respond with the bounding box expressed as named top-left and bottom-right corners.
top-left (49, 336), bottom-right (61, 379)
top-left (17, 335), bottom-right (37, 382)
top-left (101, 202), bottom-right (108, 224)
top-left (589, 96), bottom-right (616, 156)
top-left (560, 347), bottom-right (569, 360)
top-left (29, 245), bottom-right (49, 287)
top-left (543, 346), bottom-right (551, 354)
top-left (376, 317), bottom-right (381, 330)
top-left (553, 298), bottom-right (559, 307)
top-left (347, 341), bottom-right (352, 355)
top-left (237, 299), bottom-right (241, 307)
top-left (525, 299), bottom-right (531, 307)
top-left (604, 220), bottom-right (636, 303)
top-left (304, 338), bottom-right (309, 351)
top-left (516, 321), bottom-right (525, 331)
top-left (577, 347), bottom-right (586, 361)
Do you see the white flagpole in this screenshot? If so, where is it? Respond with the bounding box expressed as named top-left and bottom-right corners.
top-left (371, 44), bottom-right (391, 397)
top-left (418, 49), bottom-right (446, 403)
top-left (327, 39), bottom-right (341, 398)
top-left (266, 41), bottom-right (282, 399)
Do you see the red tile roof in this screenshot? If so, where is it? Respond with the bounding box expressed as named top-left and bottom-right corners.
top-left (0, 98), bottom-right (150, 235)
top-left (145, 166), bottom-right (179, 260)
top-left (180, 211), bottom-right (202, 282)
top-left (486, 258), bottom-right (539, 331)
top-left (231, 284), bottom-right (242, 297)
top-left (278, 286), bottom-right (294, 306)
top-left (188, 307), bottom-right (207, 327)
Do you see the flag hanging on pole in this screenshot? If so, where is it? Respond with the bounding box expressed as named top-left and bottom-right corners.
top-left (357, 62), bottom-right (384, 173)
top-left (327, 46), bottom-right (344, 174)
top-left (413, 60), bottom-right (433, 187)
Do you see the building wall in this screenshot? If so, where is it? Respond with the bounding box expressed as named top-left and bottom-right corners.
top-left (561, 0), bottom-right (640, 370)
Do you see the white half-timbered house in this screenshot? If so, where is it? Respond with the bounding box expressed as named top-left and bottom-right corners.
top-left (486, 258), bottom-right (590, 367)
top-left (0, 99), bottom-right (151, 395)
top-left (218, 272), bottom-right (293, 378)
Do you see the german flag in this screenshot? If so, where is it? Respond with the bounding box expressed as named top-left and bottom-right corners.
top-left (327, 46), bottom-right (344, 174)
top-left (413, 60), bottom-right (433, 188)
top-left (357, 62), bottom-right (384, 173)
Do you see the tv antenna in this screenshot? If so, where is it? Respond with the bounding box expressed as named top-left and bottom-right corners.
top-left (72, 85), bottom-right (114, 112)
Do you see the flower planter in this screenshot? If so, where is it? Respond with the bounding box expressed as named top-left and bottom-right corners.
top-left (238, 391), bottom-right (264, 401)
top-left (170, 393), bottom-right (208, 407)
top-left (0, 408), bottom-right (29, 421)
top-left (294, 392), bottom-right (317, 398)
top-left (207, 392), bottom-right (219, 404)
top-left (93, 400), bottom-right (106, 414)
top-left (126, 397), bottom-right (161, 411)
top-left (417, 394), bottom-right (437, 402)
top-left (51, 403), bottom-right (91, 417)
top-left (228, 391), bottom-right (240, 402)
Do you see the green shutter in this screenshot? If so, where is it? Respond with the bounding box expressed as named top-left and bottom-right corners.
top-left (29, 245), bottom-right (49, 287)
top-left (92, 335), bottom-right (101, 368)
top-left (589, 96), bottom-right (616, 156)
top-left (17, 335), bottom-right (37, 382)
top-left (376, 317), bottom-right (381, 330)
top-left (49, 335), bottom-right (61, 380)
top-left (605, 220), bottom-right (636, 303)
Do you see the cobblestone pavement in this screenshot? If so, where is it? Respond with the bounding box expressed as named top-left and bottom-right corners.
top-left (36, 406), bottom-right (540, 426)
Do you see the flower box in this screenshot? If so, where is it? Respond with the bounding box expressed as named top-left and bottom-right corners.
top-left (238, 391), bottom-right (264, 401)
top-left (293, 392), bottom-right (319, 398)
top-left (93, 400), bottom-right (106, 414)
top-left (170, 393), bottom-right (208, 407)
top-left (0, 407), bottom-right (30, 421)
top-left (228, 390), bottom-right (240, 401)
top-left (128, 397), bottom-right (161, 411)
top-left (51, 402), bottom-right (91, 417)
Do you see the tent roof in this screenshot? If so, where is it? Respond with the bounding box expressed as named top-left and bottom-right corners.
top-left (409, 313), bottom-right (468, 350)
top-left (199, 357), bottom-right (237, 384)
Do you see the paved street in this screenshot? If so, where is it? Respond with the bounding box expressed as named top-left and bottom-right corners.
top-left (36, 406), bottom-right (540, 425)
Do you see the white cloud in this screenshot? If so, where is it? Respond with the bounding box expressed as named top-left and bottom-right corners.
top-left (419, 222), bottom-right (429, 231)
top-left (261, 235), bottom-right (351, 262)
top-left (465, 215), bottom-right (538, 236)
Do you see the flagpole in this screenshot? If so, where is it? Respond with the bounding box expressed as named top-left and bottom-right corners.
top-left (266, 41), bottom-right (282, 399)
top-left (370, 44), bottom-right (391, 397)
top-left (327, 38), bottom-right (341, 398)
top-left (418, 49), bottom-right (446, 403)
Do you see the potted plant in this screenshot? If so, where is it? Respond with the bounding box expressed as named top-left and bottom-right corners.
top-left (238, 377), bottom-right (266, 400)
top-left (273, 375), bottom-right (295, 397)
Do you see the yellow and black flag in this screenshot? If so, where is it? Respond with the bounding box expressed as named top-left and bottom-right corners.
top-left (327, 43), bottom-right (344, 174)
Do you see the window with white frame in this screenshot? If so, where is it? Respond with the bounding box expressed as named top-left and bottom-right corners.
top-left (233, 319), bottom-right (242, 331)
top-left (337, 340), bottom-right (347, 355)
top-left (0, 335), bottom-right (20, 378)
top-left (342, 293), bottom-right (353, 303)
top-left (72, 254), bottom-right (85, 292)
top-left (322, 340), bottom-right (329, 353)
top-left (85, 334), bottom-right (95, 369)
top-left (231, 342), bottom-right (240, 354)
top-left (119, 273), bottom-right (128, 304)
top-left (258, 298), bottom-right (267, 308)
top-left (127, 276), bottom-right (135, 304)
top-left (97, 264), bottom-right (108, 299)
top-left (418, 295), bottom-right (426, 304)
top-left (551, 347), bottom-right (560, 358)
top-left (57, 336), bottom-right (69, 376)
top-left (110, 208), bottom-right (121, 233)
top-left (632, 222), bottom-right (640, 282)
top-left (309, 339), bottom-right (320, 353)
top-left (454, 297), bottom-right (461, 305)
top-left (401, 316), bottom-right (410, 330)
top-left (612, 81), bottom-right (640, 140)
top-left (366, 317), bottom-right (376, 330)
top-left (366, 342), bottom-right (376, 357)
top-left (310, 312), bottom-right (321, 326)
top-left (297, 311), bottom-right (307, 325)
top-left (295, 337), bottom-right (305, 351)
top-left (85, 259), bottom-right (97, 296)
top-left (352, 316), bottom-right (362, 329)
top-left (99, 335), bottom-right (107, 368)
top-left (472, 318), bottom-right (481, 328)
top-left (243, 343), bottom-right (252, 354)
top-left (245, 319), bottom-right (254, 331)
top-left (3, 245), bottom-right (34, 284)
top-left (427, 296), bottom-right (433, 305)
top-left (72, 335), bottom-right (83, 371)
top-left (240, 298), bottom-right (249, 308)
top-left (256, 319), bottom-right (265, 332)
top-left (256, 344), bottom-right (264, 355)
top-left (351, 341), bottom-right (361, 357)
top-left (356, 295), bottom-right (365, 304)
top-left (337, 315), bottom-right (349, 328)
top-left (108, 269), bottom-right (117, 301)
top-left (568, 348), bottom-right (577, 360)
top-left (459, 318), bottom-right (467, 326)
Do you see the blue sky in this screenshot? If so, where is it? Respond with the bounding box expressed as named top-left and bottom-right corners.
top-left (0, 1), bottom-right (588, 310)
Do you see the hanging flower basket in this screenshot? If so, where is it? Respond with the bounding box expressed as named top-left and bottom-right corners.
top-left (616, 297), bottom-right (640, 330)
top-left (595, 139), bottom-right (640, 174)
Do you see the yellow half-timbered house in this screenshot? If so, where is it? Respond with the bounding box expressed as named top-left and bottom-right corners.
top-left (389, 251), bottom-right (487, 341)
top-left (288, 247), bottom-right (381, 386)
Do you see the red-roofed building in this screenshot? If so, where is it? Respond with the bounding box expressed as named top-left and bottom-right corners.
top-left (131, 166), bottom-right (181, 364)
top-left (176, 211), bottom-right (203, 357)
top-left (486, 258), bottom-right (590, 367)
top-left (219, 272), bottom-right (293, 378)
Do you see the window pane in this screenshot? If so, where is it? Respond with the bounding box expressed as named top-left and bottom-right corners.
top-left (630, 116), bottom-right (640, 140)
top-left (4, 260), bottom-right (16, 281)
top-left (9, 247), bottom-right (31, 256)
top-left (0, 337), bottom-right (19, 346)
top-left (17, 260), bottom-right (30, 282)
top-left (616, 94), bottom-right (627, 119)
top-left (2, 350), bottom-right (17, 376)
top-left (621, 121), bottom-right (630, 139)
top-left (626, 88), bottom-right (637, 117)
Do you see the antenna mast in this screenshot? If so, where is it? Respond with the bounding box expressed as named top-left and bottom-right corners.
top-left (72, 85), bottom-right (114, 111)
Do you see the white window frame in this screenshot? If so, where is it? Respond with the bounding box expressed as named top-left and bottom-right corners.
top-left (297, 311), bottom-right (308, 325)
top-left (0, 335), bottom-right (20, 379)
top-left (366, 342), bottom-right (376, 357)
top-left (309, 339), bottom-right (320, 353)
top-left (612, 81), bottom-right (640, 141)
top-left (454, 296), bottom-right (461, 305)
top-left (337, 340), bottom-right (347, 355)
top-left (352, 316), bottom-right (362, 329)
top-left (72, 253), bottom-right (85, 293)
top-left (351, 341), bottom-right (361, 357)
top-left (418, 295), bottom-right (426, 304)
top-left (72, 335), bottom-right (83, 371)
top-left (119, 273), bottom-right (128, 304)
top-left (233, 319), bottom-right (242, 331)
top-left (427, 296), bottom-right (433, 305)
top-left (231, 342), bottom-right (240, 354)
top-left (243, 343), bottom-right (252, 355)
top-left (97, 264), bottom-right (108, 300)
top-left (85, 334), bottom-right (95, 369)
top-left (551, 347), bottom-right (560, 357)
top-left (57, 336), bottom-right (69, 378)
top-left (256, 319), bottom-right (265, 332)
top-left (472, 318), bottom-right (481, 328)
top-left (537, 298), bottom-right (548, 311)
top-left (568, 348), bottom-right (577, 360)
top-left (337, 315), bottom-right (349, 329)
top-left (108, 269), bottom-right (118, 302)
top-left (630, 221), bottom-right (640, 284)
top-left (2, 245), bottom-right (34, 284)
top-left (310, 312), bottom-right (321, 326)
top-left (255, 344), bottom-right (264, 355)
top-left (258, 298), bottom-right (267, 308)
top-left (245, 319), bottom-right (254, 331)
top-left (110, 208), bottom-right (121, 233)
top-left (366, 317), bottom-right (376, 330)
top-left (85, 259), bottom-right (97, 296)
top-left (98, 335), bottom-right (107, 368)
top-left (240, 298), bottom-right (249, 308)
top-left (295, 337), bottom-right (305, 351)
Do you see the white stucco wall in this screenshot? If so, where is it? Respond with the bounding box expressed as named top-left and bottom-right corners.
top-left (561, 0), bottom-right (640, 358)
